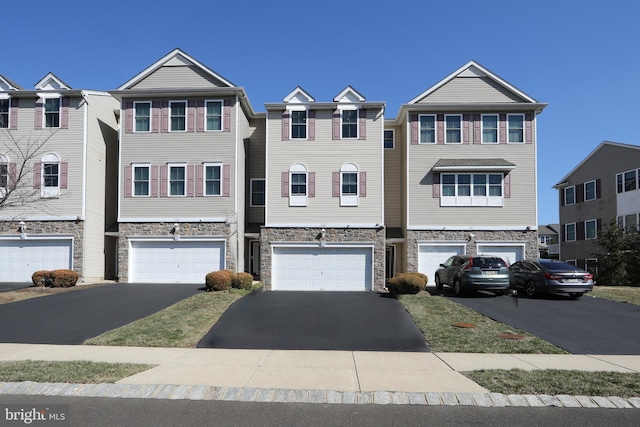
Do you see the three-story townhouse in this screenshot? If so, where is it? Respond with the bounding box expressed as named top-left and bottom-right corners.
top-left (0, 73), bottom-right (119, 282)
top-left (262, 87), bottom-right (386, 291)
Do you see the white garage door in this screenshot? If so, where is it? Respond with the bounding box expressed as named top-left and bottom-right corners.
top-left (477, 245), bottom-right (524, 265)
top-left (130, 240), bottom-right (224, 283)
top-left (0, 239), bottom-right (72, 282)
top-left (418, 245), bottom-right (466, 284)
top-left (272, 246), bottom-right (372, 291)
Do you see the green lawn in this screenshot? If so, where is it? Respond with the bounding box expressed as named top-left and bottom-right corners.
top-left (0, 361), bottom-right (151, 384)
top-left (590, 286), bottom-right (640, 306)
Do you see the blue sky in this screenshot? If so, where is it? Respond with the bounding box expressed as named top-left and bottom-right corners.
top-left (4, 0), bottom-right (639, 225)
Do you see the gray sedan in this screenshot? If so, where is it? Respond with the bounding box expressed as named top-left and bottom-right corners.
top-left (509, 259), bottom-right (594, 298)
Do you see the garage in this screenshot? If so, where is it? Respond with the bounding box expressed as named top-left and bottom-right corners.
top-left (0, 238), bottom-right (73, 282)
top-left (476, 244), bottom-right (524, 265)
top-left (418, 244), bottom-right (466, 283)
top-left (129, 239), bottom-right (225, 283)
top-left (271, 245), bottom-right (373, 291)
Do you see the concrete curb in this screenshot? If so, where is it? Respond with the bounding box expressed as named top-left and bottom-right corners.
top-left (2, 382), bottom-right (640, 408)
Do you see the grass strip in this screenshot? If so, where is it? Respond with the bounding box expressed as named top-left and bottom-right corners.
top-left (590, 286), bottom-right (640, 306)
top-left (399, 293), bottom-right (567, 354)
top-left (0, 360), bottom-right (151, 384)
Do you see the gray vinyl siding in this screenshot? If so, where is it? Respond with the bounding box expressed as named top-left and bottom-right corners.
top-left (130, 66), bottom-right (230, 90)
top-left (247, 118), bottom-right (266, 225)
top-left (418, 77), bottom-right (526, 103)
top-left (266, 108), bottom-right (383, 225)
top-left (235, 105), bottom-right (251, 272)
top-left (384, 124), bottom-right (402, 227)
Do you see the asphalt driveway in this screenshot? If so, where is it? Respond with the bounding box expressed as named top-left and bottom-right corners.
top-left (197, 291), bottom-right (430, 352)
top-left (0, 284), bottom-right (201, 345)
top-left (430, 286), bottom-right (640, 355)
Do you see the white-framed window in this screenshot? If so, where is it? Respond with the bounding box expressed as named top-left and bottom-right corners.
top-left (340, 163), bottom-right (359, 207)
top-left (289, 163), bottom-right (307, 206)
top-left (441, 173), bottom-right (503, 206)
top-left (565, 223), bottom-right (576, 242)
top-left (250, 178), bottom-right (265, 207)
top-left (291, 110), bottom-right (307, 139)
top-left (564, 186), bottom-right (575, 205)
top-left (204, 163), bottom-right (222, 196)
top-left (0, 154), bottom-right (8, 197)
top-left (445, 115), bottom-right (461, 143)
top-left (419, 114), bottom-right (436, 143)
top-left (616, 169), bottom-right (638, 193)
top-left (341, 109), bottom-right (358, 139)
top-left (482, 114), bottom-right (498, 143)
top-left (585, 219), bottom-right (597, 240)
top-left (584, 180), bottom-right (596, 201)
top-left (134, 102), bottom-right (151, 132)
top-left (508, 114), bottom-right (524, 143)
top-left (168, 164), bottom-right (186, 196)
top-left (621, 213), bottom-right (638, 233)
top-left (169, 101), bottom-right (187, 131)
top-left (540, 235), bottom-right (551, 245)
top-left (44, 98), bottom-right (60, 128)
top-left (565, 259), bottom-right (577, 266)
top-left (384, 129), bottom-right (394, 149)
top-left (133, 164), bottom-right (150, 197)
top-left (585, 258), bottom-right (598, 275)
top-left (41, 153), bottom-right (60, 198)
top-left (205, 100), bottom-right (222, 131)
top-left (0, 99), bottom-right (8, 128)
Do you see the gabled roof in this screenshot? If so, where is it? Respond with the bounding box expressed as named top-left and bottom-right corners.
top-left (408, 60), bottom-right (538, 104)
top-left (333, 85), bottom-right (366, 103)
top-left (283, 86), bottom-right (315, 103)
top-left (0, 75), bottom-right (23, 91)
top-left (539, 224), bottom-right (560, 235)
top-left (34, 72), bottom-right (71, 90)
top-left (553, 141), bottom-right (640, 188)
top-left (117, 48), bottom-right (236, 90)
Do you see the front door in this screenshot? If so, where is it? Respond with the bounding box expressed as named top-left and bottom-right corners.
top-left (250, 241), bottom-right (261, 277)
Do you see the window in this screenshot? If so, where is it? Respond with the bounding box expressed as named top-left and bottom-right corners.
top-left (340, 163), bottom-right (359, 206)
top-left (133, 165), bottom-right (150, 196)
top-left (384, 129), bottom-right (394, 149)
top-left (206, 100), bottom-right (222, 131)
top-left (204, 164), bottom-right (221, 196)
top-left (291, 173), bottom-right (306, 195)
top-left (508, 114), bottom-right (524, 143)
top-left (440, 173), bottom-right (503, 206)
top-left (341, 109), bottom-right (357, 138)
top-left (291, 110), bottom-right (307, 139)
top-left (540, 235), bottom-right (551, 245)
top-left (169, 165), bottom-right (186, 196)
top-left (134, 102), bottom-right (151, 132)
top-left (0, 99), bottom-right (8, 128)
top-left (565, 223), bottom-right (576, 242)
top-left (584, 180), bottom-right (596, 201)
top-left (419, 115), bottom-right (435, 143)
top-left (45, 98), bottom-right (60, 128)
top-left (0, 155), bottom-right (8, 195)
top-left (482, 115), bottom-right (498, 143)
top-left (564, 186), bottom-right (575, 205)
top-left (170, 101), bottom-right (186, 131)
top-left (617, 169), bottom-right (638, 193)
top-left (445, 115), bottom-right (461, 143)
top-left (251, 179), bottom-right (265, 207)
top-left (624, 214), bottom-right (638, 233)
top-left (473, 174), bottom-right (486, 196)
top-left (41, 153), bottom-right (60, 198)
top-left (585, 219), bottom-right (597, 240)
top-left (585, 259), bottom-right (598, 275)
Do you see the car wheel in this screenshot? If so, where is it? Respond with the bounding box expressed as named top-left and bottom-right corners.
top-left (525, 280), bottom-right (537, 297)
top-left (453, 279), bottom-right (462, 295)
top-left (435, 274), bottom-right (443, 290)
top-left (569, 292), bottom-right (583, 299)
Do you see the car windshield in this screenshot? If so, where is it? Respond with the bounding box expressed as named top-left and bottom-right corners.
top-left (472, 258), bottom-right (506, 268)
top-left (539, 261), bottom-right (583, 272)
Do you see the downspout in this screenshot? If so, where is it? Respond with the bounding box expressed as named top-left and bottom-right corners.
top-left (80, 91), bottom-right (89, 281)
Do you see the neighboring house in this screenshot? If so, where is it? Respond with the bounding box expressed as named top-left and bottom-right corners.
top-left (538, 224), bottom-right (560, 259)
top-left (0, 73), bottom-right (119, 282)
top-left (387, 61), bottom-right (547, 282)
top-left (261, 86), bottom-right (386, 291)
top-left (553, 141), bottom-right (640, 272)
top-left (110, 49), bottom-right (263, 283)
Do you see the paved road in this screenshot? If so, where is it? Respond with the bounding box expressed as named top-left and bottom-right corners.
top-left (429, 286), bottom-right (640, 354)
top-left (198, 291), bottom-right (429, 352)
top-left (0, 284), bottom-right (201, 344)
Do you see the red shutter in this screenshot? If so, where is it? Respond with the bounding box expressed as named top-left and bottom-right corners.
top-left (281, 111), bottom-right (290, 140)
top-left (34, 98), bottom-right (43, 130)
top-left (187, 101), bottom-right (195, 132)
top-left (308, 110), bottom-right (315, 141)
top-left (332, 172), bottom-right (340, 197)
top-left (473, 114), bottom-right (481, 143)
top-left (8, 163), bottom-right (17, 189)
top-left (196, 165), bottom-right (204, 196)
top-left (60, 162), bottom-right (68, 189)
top-left (222, 164), bottom-right (231, 196)
top-left (308, 172), bottom-right (315, 197)
top-left (432, 173), bottom-right (440, 198)
top-left (60, 97), bottom-right (69, 129)
top-left (504, 173), bottom-right (511, 198)
top-left (187, 165), bottom-right (195, 196)
top-left (33, 162), bottom-right (41, 189)
top-left (124, 165), bottom-right (132, 197)
top-left (196, 100), bottom-right (204, 132)
top-left (359, 171), bottom-right (367, 197)
top-left (332, 109), bottom-right (340, 140)
top-left (525, 113), bottom-right (533, 143)
top-left (410, 114), bottom-right (418, 145)
top-left (358, 109), bottom-right (366, 140)
top-left (9, 98), bottom-right (18, 130)
top-left (223, 98), bottom-right (231, 132)
top-left (499, 114), bottom-right (506, 143)
top-left (152, 101), bottom-right (160, 133)
top-left (462, 114), bottom-right (470, 144)
top-left (281, 172), bottom-right (289, 197)
top-left (161, 101), bottom-right (169, 133)
top-left (436, 114), bottom-right (444, 144)
top-left (160, 166), bottom-right (168, 197)
top-left (125, 102), bottom-right (134, 133)
top-left (151, 165), bottom-right (159, 197)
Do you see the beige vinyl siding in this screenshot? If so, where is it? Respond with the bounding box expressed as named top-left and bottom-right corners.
top-left (130, 66), bottom-right (230, 90)
top-left (266, 108), bottom-right (383, 225)
top-left (247, 118), bottom-right (266, 225)
top-left (407, 143), bottom-right (536, 227)
top-left (418, 77), bottom-right (526, 103)
top-left (384, 124), bottom-right (403, 227)
top-left (235, 105), bottom-right (252, 272)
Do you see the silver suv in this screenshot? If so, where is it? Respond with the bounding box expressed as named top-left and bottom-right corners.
top-left (434, 255), bottom-right (510, 295)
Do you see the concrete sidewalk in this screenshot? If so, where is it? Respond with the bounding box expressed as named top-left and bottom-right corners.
top-left (1, 344), bottom-right (640, 408)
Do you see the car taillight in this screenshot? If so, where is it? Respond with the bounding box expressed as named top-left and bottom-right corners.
top-left (583, 273), bottom-right (593, 281)
top-left (543, 273), bottom-right (564, 281)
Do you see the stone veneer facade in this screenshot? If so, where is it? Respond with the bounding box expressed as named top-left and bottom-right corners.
top-left (0, 220), bottom-right (85, 278)
top-left (259, 227), bottom-right (386, 291)
top-left (117, 222), bottom-right (236, 283)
